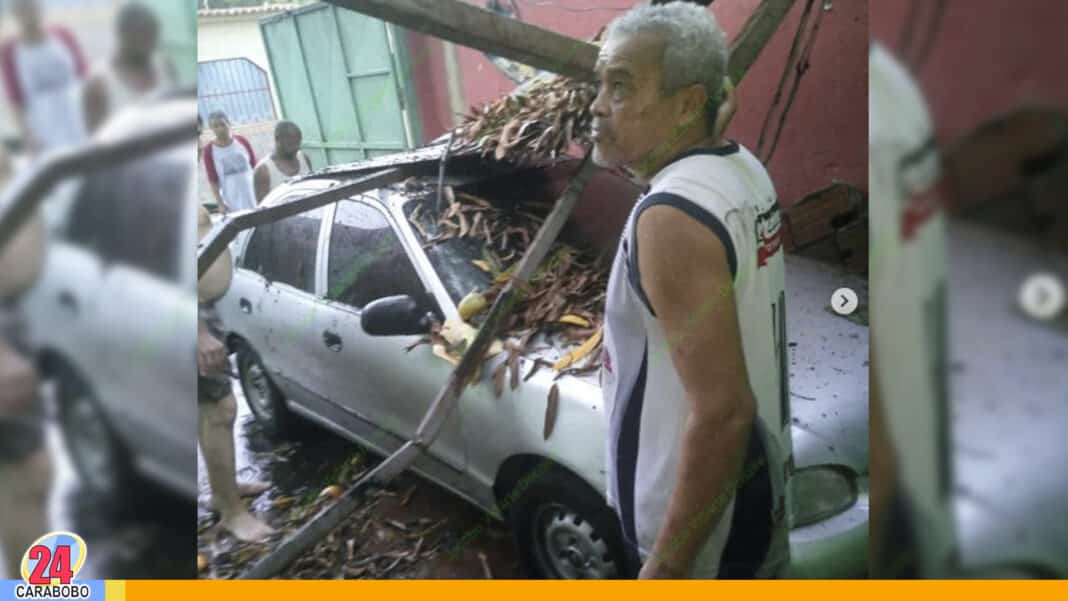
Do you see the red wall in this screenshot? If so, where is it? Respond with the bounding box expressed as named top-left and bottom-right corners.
top-left (405, 30), bottom-right (456, 144)
top-left (870, 0), bottom-right (1068, 145)
top-left (432, 0), bottom-right (868, 207)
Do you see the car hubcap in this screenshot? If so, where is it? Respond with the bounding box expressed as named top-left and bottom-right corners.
top-left (242, 361), bottom-right (275, 421)
top-left (67, 392), bottom-right (117, 493)
top-left (533, 503), bottom-right (617, 579)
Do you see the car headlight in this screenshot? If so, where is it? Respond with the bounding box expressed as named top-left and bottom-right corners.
top-left (788, 465), bottom-right (858, 528)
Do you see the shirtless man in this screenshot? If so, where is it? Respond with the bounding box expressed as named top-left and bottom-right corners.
top-left (197, 205), bottom-right (273, 542)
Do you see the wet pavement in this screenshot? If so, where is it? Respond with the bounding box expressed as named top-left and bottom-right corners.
top-left (13, 384), bottom-right (196, 579)
top-left (196, 379), bottom-right (524, 579)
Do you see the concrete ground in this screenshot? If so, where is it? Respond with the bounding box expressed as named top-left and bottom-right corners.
top-left (946, 220), bottom-right (1068, 575)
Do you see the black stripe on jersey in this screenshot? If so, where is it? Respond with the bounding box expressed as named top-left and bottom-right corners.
top-left (627, 192), bottom-right (738, 317)
top-left (718, 419), bottom-right (774, 578)
top-left (662, 141), bottom-right (741, 167)
top-left (616, 345), bottom-right (648, 548)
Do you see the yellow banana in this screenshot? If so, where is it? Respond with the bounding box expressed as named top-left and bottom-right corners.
top-left (458, 290), bottom-right (488, 321)
top-left (558, 314), bottom-right (591, 328)
top-left (553, 327), bottom-right (603, 371)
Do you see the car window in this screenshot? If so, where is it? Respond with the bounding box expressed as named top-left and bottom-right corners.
top-left (65, 152), bottom-right (186, 281)
top-left (326, 200), bottom-right (424, 309)
top-left (241, 205), bottom-right (323, 294)
top-left (403, 195), bottom-right (491, 305)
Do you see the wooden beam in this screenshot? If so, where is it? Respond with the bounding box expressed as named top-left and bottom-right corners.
top-left (323, 0), bottom-right (598, 81)
top-left (196, 168), bottom-right (408, 277)
top-left (325, 0), bottom-right (796, 86)
top-left (0, 110), bottom-right (194, 249)
top-left (727, 0), bottom-right (799, 84)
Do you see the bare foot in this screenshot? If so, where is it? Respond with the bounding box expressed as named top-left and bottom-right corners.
top-left (219, 511), bottom-right (274, 543)
top-left (237, 480), bottom-right (270, 497)
top-left (204, 481), bottom-right (270, 512)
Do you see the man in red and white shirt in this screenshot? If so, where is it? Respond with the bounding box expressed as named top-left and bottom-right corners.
top-left (203, 110), bottom-right (257, 214)
top-left (1, 0), bottom-right (88, 156)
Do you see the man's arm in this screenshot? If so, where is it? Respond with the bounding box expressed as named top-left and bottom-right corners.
top-left (82, 74), bottom-right (108, 134)
top-left (202, 146), bottom-right (229, 213)
top-left (210, 182), bottom-right (228, 214)
top-left (253, 163), bottom-right (271, 205)
top-left (0, 339), bottom-right (37, 416)
top-left (635, 206), bottom-right (756, 578)
top-left (197, 318), bottom-right (228, 377)
top-left (303, 152), bottom-right (313, 173)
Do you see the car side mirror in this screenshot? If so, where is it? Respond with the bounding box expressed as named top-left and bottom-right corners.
top-left (361, 294), bottom-right (434, 336)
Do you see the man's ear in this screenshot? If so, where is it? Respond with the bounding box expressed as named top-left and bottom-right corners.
top-left (676, 83), bottom-right (710, 134)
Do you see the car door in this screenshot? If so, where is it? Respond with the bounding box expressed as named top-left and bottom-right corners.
top-left (68, 146), bottom-right (197, 490)
top-left (313, 198), bottom-right (466, 471)
top-left (227, 199), bottom-right (329, 407)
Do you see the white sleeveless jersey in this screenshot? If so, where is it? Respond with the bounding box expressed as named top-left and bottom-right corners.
top-left (257, 151), bottom-right (311, 194)
top-left (601, 142), bottom-right (791, 577)
top-left (869, 44), bottom-right (956, 574)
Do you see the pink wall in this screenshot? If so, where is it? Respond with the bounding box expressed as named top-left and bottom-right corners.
top-left (405, 30), bottom-right (455, 143)
top-left (444, 0), bottom-right (868, 207)
top-left (715, 0), bottom-right (868, 205)
top-left (870, 0), bottom-right (1068, 145)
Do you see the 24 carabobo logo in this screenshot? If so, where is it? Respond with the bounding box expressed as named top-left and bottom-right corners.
top-left (14, 532), bottom-right (90, 600)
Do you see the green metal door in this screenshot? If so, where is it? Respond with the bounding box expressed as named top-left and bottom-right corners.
top-left (141, 0), bottom-right (197, 87)
top-left (260, 3), bottom-right (421, 167)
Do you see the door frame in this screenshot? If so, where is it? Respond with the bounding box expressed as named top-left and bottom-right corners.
top-left (259, 3), bottom-right (424, 165)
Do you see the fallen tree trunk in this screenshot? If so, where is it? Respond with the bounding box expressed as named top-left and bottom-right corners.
top-left (240, 155), bottom-right (596, 579)
top-left (0, 108), bottom-right (194, 248)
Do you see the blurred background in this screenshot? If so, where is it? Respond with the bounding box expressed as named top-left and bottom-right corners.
top-left (869, 0), bottom-right (1068, 579)
top-left (1, 0), bottom-right (196, 580)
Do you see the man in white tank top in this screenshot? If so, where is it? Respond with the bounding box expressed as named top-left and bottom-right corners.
top-left (83, 1), bottom-right (176, 133)
top-left (253, 120), bottom-right (313, 204)
top-left (868, 43), bottom-right (957, 578)
top-left (592, 3), bottom-right (789, 579)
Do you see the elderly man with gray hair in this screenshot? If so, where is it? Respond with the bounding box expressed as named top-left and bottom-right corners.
top-left (595, 2), bottom-right (789, 578)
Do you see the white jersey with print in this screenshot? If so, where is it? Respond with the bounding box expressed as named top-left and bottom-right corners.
top-left (601, 142), bottom-right (791, 578)
top-left (257, 150), bottom-right (311, 193)
top-left (869, 43), bottom-right (956, 574)
top-left (210, 139), bottom-right (257, 212)
top-left (95, 56), bottom-right (174, 113)
top-left (11, 37), bottom-right (86, 152)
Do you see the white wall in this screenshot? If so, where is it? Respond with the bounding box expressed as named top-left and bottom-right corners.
top-left (197, 15), bottom-right (282, 115)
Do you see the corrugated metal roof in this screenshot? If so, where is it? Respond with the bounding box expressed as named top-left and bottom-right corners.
top-left (197, 3), bottom-right (301, 19)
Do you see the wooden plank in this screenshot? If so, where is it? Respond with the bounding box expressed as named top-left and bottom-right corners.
top-left (324, 0), bottom-right (598, 80)
top-left (196, 167), bottom-right (407, 278)
top-left (0, 109), bottom-right (195, 249)
top-left (327, 0), bottom-right (793, 86)
top-left (728, 0), bottom-right (799, 84)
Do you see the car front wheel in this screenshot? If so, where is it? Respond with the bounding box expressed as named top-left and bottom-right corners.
top-left (508, 467), bottom-right (630, 579)
top-left (55, 365), bottom-right (141, 511)
top-left (234, 340), bottom-right (300, 438)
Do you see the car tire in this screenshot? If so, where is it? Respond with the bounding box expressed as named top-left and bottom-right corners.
top-left (507, 466), bottom-right (630, 579)
top-left (234, 341), bottom-right (301, 438)
top-left (55, 364), bottom-right (145, 513)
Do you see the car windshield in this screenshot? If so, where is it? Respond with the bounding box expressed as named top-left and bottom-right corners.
top-left (402, 190), bottom-right (492, 305)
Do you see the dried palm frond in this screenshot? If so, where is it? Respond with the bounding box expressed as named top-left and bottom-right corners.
top-left (453, 74), bottom-right (597, 166)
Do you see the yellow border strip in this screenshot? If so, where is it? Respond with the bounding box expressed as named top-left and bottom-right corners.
top-left (124, 580), bottom-right (1068, 601)
top-left (104, 580), bottom-right (125, 601)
